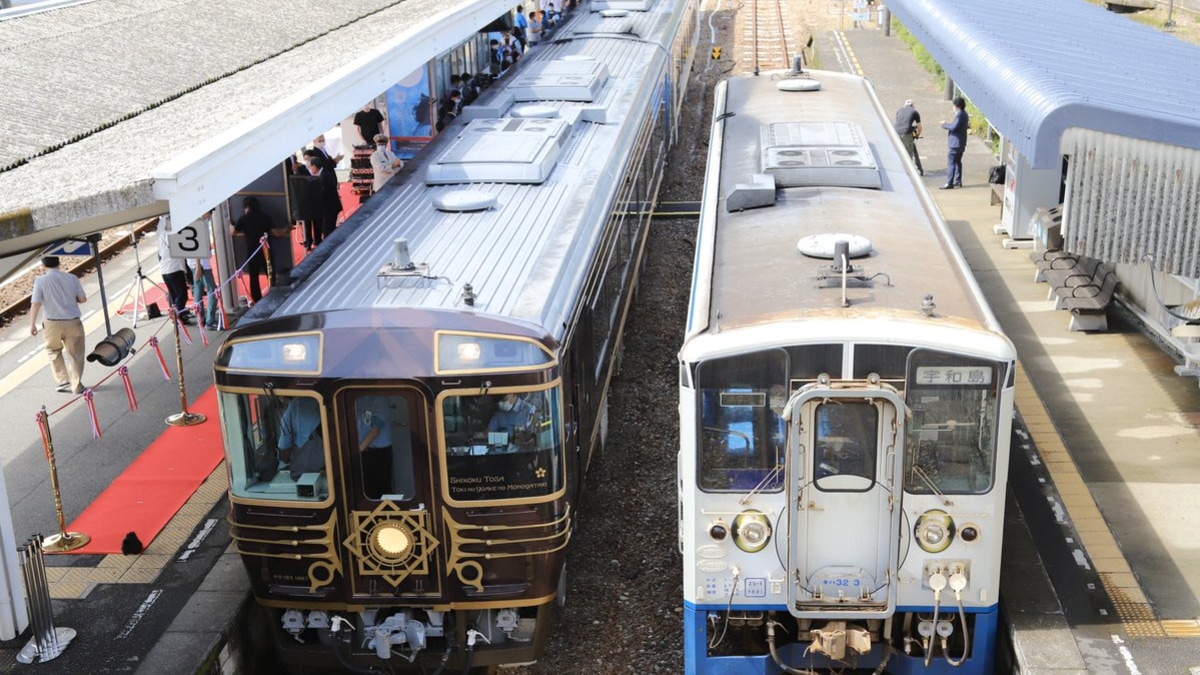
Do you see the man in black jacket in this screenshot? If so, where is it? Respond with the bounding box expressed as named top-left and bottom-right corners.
top-left (305, 150), bottom-right (343, 239)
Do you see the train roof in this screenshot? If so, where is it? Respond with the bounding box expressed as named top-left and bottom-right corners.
top-left (687, 70), bottom-right (1001, 342)
top-left (257, 2), bottom-right (688, 339)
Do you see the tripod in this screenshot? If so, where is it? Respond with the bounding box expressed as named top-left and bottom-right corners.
top-left (117, 230), bottom-right (167, 327)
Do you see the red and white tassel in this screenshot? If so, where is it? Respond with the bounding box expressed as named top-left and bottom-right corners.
top-left (149, 336), bottom-right (171, 380)
top-left (178, 316), bottom-right (193, 346)
top-left (119, 365), bottom-right (139, 412)
top-left (84, 389), bottom-right (102, 439)
top-left (214, 288), bottom-right (228, 331)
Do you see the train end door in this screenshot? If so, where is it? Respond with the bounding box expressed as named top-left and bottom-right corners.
top-left (784, 382), bottom-right (905, 620)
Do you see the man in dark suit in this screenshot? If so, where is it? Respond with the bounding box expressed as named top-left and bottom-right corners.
top-left (305, 150), bottom-right (343, 239)
top-left (310, 135), bottom-right (341, 171)
top-left (939, 97), bottom-right (969, 189)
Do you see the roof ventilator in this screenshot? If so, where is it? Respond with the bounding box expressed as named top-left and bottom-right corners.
top-left (761, 122), bottom-right (880, 189)
top-left (426, 118), bottom-right (571, 185)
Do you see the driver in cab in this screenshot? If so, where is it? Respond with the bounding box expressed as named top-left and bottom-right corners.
top-left (486, 393), bottom-right (537, 451)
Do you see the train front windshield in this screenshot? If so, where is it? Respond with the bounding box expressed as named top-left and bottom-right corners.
top-left (694, 347), bottom-right (1005, 496)
top-left (222, 391), bottom-right (332, 502)
top-left (441, 388), bottom-right (564, 502)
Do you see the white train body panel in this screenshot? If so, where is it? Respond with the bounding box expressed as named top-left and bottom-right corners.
top-left (679, 71), bottom-right (1017, 674)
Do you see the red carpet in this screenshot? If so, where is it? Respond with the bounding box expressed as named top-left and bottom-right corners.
top-left (64, 389), bottom-right (225, 554)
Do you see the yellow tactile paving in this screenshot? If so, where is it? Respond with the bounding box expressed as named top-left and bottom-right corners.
top-left (1161, 620), bottom-right (1200, 637)
top-left (1012, 364), bottom-right (1185, 638)
top-left (43, 463), bottom-right (228, 601)
top-left (49, 582), bottom-right (93, 600)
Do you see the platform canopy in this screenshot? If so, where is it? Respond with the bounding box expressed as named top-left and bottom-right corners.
top-left (0, 0), bottom-right (514, 259)
top-left (889, 0), bottom-right (1200, 277)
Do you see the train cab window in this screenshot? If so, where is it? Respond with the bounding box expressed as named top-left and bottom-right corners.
top-left (695, 351), bottom-right (787, 493)
top-left (220, 391), bottom-right (330, 502)
top-left (812, 401), bottom-right (878, 492)
top-left (442, 387), bottom-right (564, 502)
top-left (351, 394), bottom-right (418, 502)
top-left (903, 351), bottom-right (1002, 495)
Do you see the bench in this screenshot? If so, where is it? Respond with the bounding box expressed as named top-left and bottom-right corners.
top-left (1053, 263), bottom-right (1119, 332)
top-left (1029, 249), bottom-right (1078, 283)
top-left (1042, 255), bottom-right (1104, 295)
top-left (990, 182), bottom-right (1004, 206)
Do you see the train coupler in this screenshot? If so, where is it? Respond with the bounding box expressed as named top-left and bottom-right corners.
top-left (808, 621), bottom-right (871, 660)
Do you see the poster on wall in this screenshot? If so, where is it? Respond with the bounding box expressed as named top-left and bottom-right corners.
top-left (386, 67), bottom-right (434, 160)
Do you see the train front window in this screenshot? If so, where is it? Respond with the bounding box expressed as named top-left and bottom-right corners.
top-left (903, 350), bottom-right (1002, 495)
top-left (351, 393), bottom-right (418, 502)
top-left (220, 391), bottom-right (330, 502)
top-left (441, 387), bottom-right (564, 502)
top-left (695, 350), bottom-right (787, 493)
top-left (813, 401), bottom-right (878, 491)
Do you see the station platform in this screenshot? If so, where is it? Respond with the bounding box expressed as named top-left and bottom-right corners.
top-left (831, 25), bottom-right (1200, 675)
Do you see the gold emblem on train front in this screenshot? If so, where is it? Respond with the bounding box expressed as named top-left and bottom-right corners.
top-left (343, 501), bottom-right (439, 587)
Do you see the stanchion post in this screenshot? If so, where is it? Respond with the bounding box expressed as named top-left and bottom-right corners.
top-left (165, 308), bottom-right (207, 428)
top-left (35, 409), bottom-right (90, 553)
top-left (16, 535), bottom-right (76, 663)
top-left (261, 235), bottom-right (274, 288)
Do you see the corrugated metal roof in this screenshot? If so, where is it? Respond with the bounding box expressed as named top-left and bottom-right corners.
top-left (0, 0), bottom-right (403, 173)
top-left (888, 0), bottom-right (1200, 169)
top-left (0, 0), bottom-right (514, 256)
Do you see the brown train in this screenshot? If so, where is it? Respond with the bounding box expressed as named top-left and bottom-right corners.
top-left (212, 0), bottom-right (698, 672)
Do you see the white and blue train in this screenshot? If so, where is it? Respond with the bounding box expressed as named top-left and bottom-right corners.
top-left (678, 70), bottom-right (1017, 674)
top-left (213, 1), bottom-right (697, 672)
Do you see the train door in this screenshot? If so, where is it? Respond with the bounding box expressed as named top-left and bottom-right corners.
top-left (785, 384), bottom-right (905, 618)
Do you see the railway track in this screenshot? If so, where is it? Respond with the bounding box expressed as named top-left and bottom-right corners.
top-left (0, 219), bottom-right (157, 325)
top-left (743, 0), bottom-right (795, 73)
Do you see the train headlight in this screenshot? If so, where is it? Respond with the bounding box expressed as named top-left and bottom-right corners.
top-left (370, 521), bottom-right (415, 561)
top-left (457, 342), bottom-right (482, 361)
top-left (733, 511), bottom-right (771, 553)
top-left (914, 510), bottom-right (956, 553)
top-left (281, 342), bottom-right (308, 363)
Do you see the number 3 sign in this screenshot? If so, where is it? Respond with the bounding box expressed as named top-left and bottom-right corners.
top-left (167, 218), bottom-right (211, 258)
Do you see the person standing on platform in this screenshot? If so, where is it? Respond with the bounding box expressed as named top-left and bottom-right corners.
top-left (310, 135), bottom-right (342, 172)
top-left (939, 96), bottom-right (969, 189)
top-left (353, 103), bottom-right (385, 147)
top-left (370, 134), bottom-right (402, 193)
top-left (30, 256), bottom-right (87, 394)
top-left (190, 254), bottom-right (218, 330)
top-left (893, 99), bottom-right (924, 176)
top-left (157, 214), bottom-right (193, 323)
top-left (231, 196), bottom-right (273, 304)
top-left (306, 151), bottom-right (344, 239)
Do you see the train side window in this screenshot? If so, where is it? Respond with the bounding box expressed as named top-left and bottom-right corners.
top-left (219, 391), bottom-right (330, 502)
top-left (354, 394), bottom-right (417, 502)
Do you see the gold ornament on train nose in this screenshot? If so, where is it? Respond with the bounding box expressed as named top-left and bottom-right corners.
top-left (370, 521), bottom-right (415, 560)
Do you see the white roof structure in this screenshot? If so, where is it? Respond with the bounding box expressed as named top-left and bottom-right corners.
top-left (0, 0), bottom-right (515, 257)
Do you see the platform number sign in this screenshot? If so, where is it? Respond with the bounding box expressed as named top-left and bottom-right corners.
top-left (167, 218), bottom-right (211, 259)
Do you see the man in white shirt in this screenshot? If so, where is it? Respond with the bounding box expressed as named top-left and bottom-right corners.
top-left (157, 215), bottom-right (193, 323)
top-left (29, 256), bottom-right (88, 393)
top-left (370, 134), bottom-right (403, 193)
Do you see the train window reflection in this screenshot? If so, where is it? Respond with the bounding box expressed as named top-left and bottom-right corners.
top-left (695, 351), bottom-right (787, 493)
top-left (812, 402), bottom-right (878, 492)
top-left (352, 394), bottom-right (418, 502)
top-left (220, 391), bottom-right (330, 502)
top-left (904, 352), bottom-right (1000, 495)
top-left (442, 387), bottom-right (564, 502)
